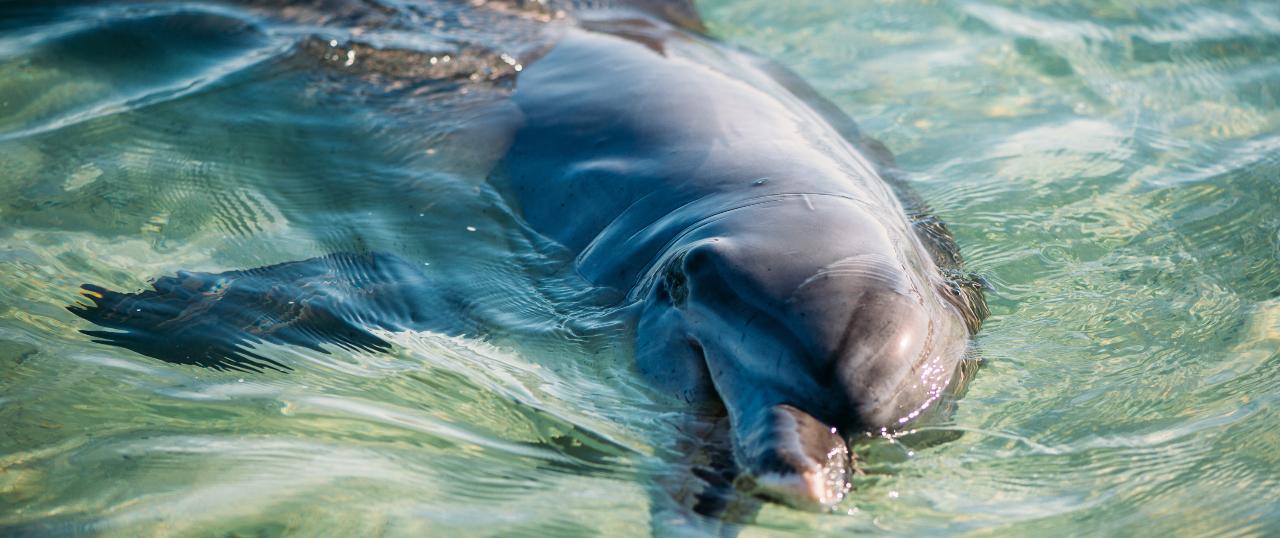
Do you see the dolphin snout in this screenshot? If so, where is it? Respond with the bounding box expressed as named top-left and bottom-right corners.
top-left (734, 404), bottom-right (851, 509)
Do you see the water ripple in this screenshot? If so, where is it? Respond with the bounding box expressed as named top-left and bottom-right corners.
top-left (0, 7), bottom-right (288, 142)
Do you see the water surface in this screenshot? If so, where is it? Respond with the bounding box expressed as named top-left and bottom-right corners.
top-left (1, 0), bottom-right (1278, 535)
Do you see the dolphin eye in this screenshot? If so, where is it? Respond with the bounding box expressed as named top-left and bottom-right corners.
top-left (662, 260), bottom-right (688, 306)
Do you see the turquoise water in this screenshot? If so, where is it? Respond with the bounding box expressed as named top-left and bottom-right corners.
top-left (1, 0), bottom-right (1278, 535)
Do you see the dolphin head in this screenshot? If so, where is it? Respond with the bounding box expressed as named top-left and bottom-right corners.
top-left (635, 195), bottom-right (983, 509)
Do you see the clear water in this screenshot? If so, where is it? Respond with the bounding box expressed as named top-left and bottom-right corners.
top-left (1, 0), bottom-right (1277, 535)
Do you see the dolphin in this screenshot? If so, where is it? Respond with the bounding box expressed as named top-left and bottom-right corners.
top-left (68, 0), bottom-right (987, 514)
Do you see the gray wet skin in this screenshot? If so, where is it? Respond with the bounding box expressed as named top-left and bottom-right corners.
top-left (498, 14), bottom-right (983, 509)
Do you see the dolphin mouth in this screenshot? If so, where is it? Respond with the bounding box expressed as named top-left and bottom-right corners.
top-left (731, 404), bottom-right (853, 510)
top-left (685, 333), bottom-right (855, 509)
top-left (735, 457), bottom-right (851, 510)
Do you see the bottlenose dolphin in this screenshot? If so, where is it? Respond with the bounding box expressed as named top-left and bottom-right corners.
top-left (69, 0), bottom-right (987, 515)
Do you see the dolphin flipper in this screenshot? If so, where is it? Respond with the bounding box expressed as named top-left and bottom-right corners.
top-left (68, 252), bottom-right (442, 372)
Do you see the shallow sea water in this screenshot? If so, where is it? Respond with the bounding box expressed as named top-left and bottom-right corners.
top-left (1, 0), bottom-right (1277, 536)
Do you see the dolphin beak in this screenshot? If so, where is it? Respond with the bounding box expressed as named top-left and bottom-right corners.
top-left (732, 404), bottom-right (852, 509)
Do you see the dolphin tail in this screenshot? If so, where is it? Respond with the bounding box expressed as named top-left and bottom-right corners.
top-left (67, 252), bottom-right (440, 373)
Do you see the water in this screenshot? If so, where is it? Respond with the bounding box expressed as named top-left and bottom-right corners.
top-left (1, 0), bottom-right (1277, 535)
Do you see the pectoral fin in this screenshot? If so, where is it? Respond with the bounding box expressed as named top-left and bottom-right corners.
top-left (68, 252), bottom-right (437, 372)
